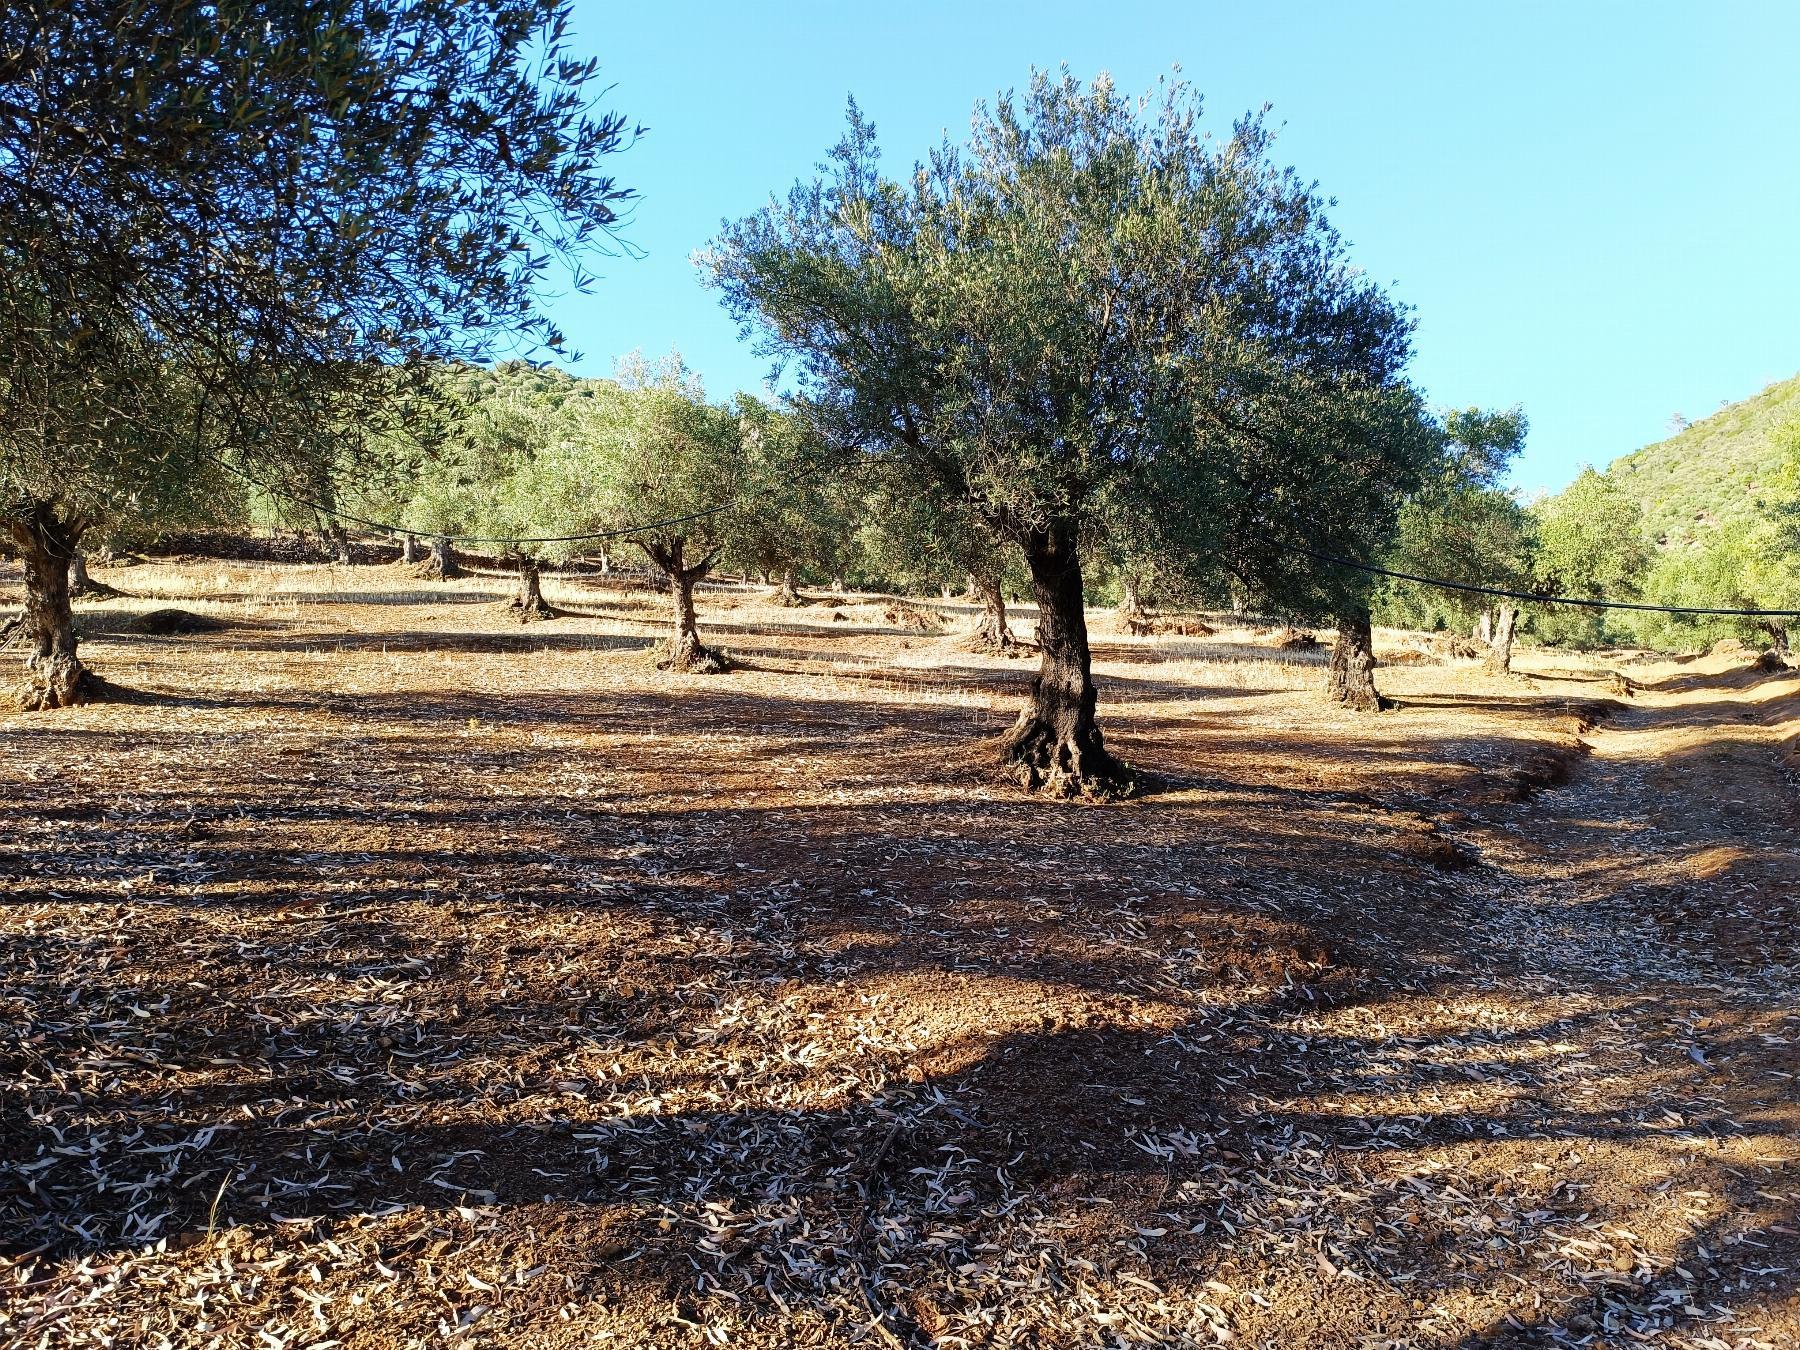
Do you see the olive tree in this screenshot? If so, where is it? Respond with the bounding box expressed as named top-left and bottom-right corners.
top-left (860, 471), bottom-right (1024, 653)
top-left (0, 0), bottom-right (634, 707)
top-left (726, 397), bottom-right (849, 604)
top-left (574, 356), bottom-right (743, 672)
top-left (1379, 408), bottom-right (1535, 673)
top-left (1530, 470), bottom-right (1652, 648)
top-left (707, 73), bottom-right (1419, 795)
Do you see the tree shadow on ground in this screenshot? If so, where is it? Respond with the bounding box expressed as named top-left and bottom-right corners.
top-left (3, 646), bottom-right (1795, 1345)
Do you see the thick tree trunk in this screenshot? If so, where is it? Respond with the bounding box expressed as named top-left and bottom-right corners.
top-left (1762, 621), bottom-right (1790, 656)
top-left (508, 556), bottom-right (557, 622)
top-left (421, 535), bottom-right (460, 580)
top-left (1474, 609), bottom-right (1494, 644)
top-left (964, 570), bottom-right (1022, 655)
top-left (643, 537), bottom-right (727, 673)
top-left (400, 534), bottom-right (420, 565)
top-left (1486, 604), bottom-right (1518, 674)
top-left (328, 529), bottom-right (353, 566)
top-left (998, 520), bottom-right (1131, 797)
top-left (1327, 607), bottom-right (1386, 712)
top-left (597, 548), bottom-right (611, 575)
top-left (770, 567), bottom-right (804, 606)
top-left (7, 506), bottom-right (94, 710)
top-left (66, 550), bottom-right (121, 599)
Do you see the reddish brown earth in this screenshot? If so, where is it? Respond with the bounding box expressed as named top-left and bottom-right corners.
top-left (1, 559), bottom-right (1796, 1349)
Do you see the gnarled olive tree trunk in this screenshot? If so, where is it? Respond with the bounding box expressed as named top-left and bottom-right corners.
top-left (1327, 607), bottom-right (1384, 712)
top-left (7, 505), bottom-right (93, 710)
top-left (642, 536), bottom-right (726, 673)
top-left (400, 533), bottom-right (420, 565)
top-left (770, 567), bottom-right (804, 606)
top-left (508, 556), bottom-right (556, 622)
top-left (421, 535), bottom-right (460, 580)
top-left (66, 550), bottom-right (122, 600)
top-left (965, 569), bottom-right (1021, 654)
top-left (998, 519), bottom-right (1130, 797)
top-left (1485, 604), bottom-right (1518, 675)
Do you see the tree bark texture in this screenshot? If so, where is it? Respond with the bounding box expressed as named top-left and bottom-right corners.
top-left (1327, 607), bottom-right (1385, 712)
top-left (998, 519), bottom-right (1131, 797)
top-left (1485, 604), bottom-right (1518, 675)
top-left (7, 505), bottom-right (93, 710)
top-left (400, 534), bottom-right (420, 565)
top-left (66, 550), bottom-right (121, 599)
top-left (643, 537), bottom-right (727, 673)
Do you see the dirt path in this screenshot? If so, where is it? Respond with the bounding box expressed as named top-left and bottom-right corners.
top-left (1406, 654), bottom-right (1800, 1346)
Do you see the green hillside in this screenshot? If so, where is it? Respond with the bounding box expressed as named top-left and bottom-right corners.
top-left (1598, 373), bottom-right (1800, 547)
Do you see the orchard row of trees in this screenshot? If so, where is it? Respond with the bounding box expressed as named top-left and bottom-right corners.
top-left (16, 16), bottom-right (1735, 795)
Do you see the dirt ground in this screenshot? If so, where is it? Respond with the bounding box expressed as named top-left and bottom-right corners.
top-left (1, 558), bottom-right (1796, 1350)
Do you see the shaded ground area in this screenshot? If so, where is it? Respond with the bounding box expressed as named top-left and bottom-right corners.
top-left (1, 560), bottom-right (1796, 1349)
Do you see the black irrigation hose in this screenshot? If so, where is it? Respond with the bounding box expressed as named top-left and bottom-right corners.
top-left (208, 450), bottom-right (1800, 620)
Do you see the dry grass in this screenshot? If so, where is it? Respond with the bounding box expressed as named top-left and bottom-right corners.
top-left (1, 559), bottom-right (1797, 1350)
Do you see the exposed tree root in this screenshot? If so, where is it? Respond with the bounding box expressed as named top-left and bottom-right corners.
top-left (506, 562), bottom-right (561, 622)
top-left (507, 596), bottom-right (562, 623)
top-left (657, 637), bottom-right (730, 674)
top-left (15, 656), bottom-right (99, 711)
top-left (960, 627), bottom-right (1031, 657)
top-left (769, 573), bottom-right (808, 607)
top-left (416, 537), bottom-right (462, 580)
top-left (996, 717), bottom-right (1136, 800)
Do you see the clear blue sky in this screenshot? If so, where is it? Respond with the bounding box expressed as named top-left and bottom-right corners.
top-left (557, 0), bottom-right (1800, 495)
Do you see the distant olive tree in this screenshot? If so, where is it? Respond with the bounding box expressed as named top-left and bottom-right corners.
top-left (706, 72), bottom-right (1423, 795)
top-left (1379, 408), bottom-right (1536, 672)
top-left (1531, 470), bottom-right (1652, 648)
top-left (585, 356), bottom-right (744, 673)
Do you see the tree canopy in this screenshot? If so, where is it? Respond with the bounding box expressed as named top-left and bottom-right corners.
top-left (705, 71), bottom-right (1430, 794)
top-left (1, 0), bottom-right (635, 705)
